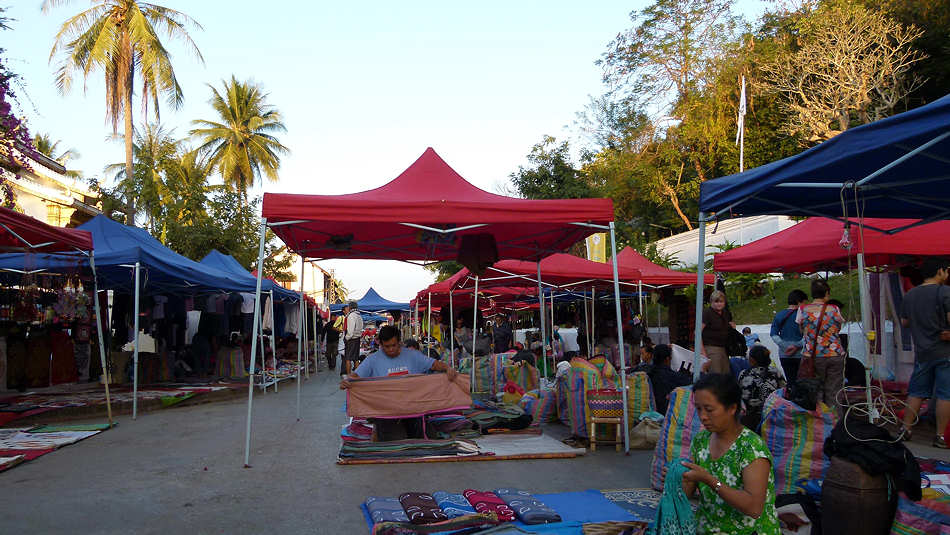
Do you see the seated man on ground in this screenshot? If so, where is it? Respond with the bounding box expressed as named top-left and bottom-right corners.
top-left (648, 344), bottom-right (693, 414)
top-left (340, 326), bottom-right (458, 441)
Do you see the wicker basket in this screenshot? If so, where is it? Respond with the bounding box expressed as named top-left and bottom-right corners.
top-left (587, 389), bottom-right (624, 418)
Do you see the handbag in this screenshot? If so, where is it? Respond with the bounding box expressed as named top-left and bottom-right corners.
top-left (799, 303), bottom-right (828, 379)
top-left (937, 286), bottom-right (950, 342)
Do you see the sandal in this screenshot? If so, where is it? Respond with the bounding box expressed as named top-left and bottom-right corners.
top-left (898, 426), bottom-right (912, 441)
top-left (933, 435), bottom-right (949, 449)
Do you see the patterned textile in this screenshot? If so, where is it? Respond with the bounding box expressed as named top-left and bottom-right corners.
top-left (371, 513), bottom-right (498, 535)
top-left (588, 389), bottom-right (624, 418)
top-left (346, 374), bottom-right (472, 418)
top-left (519, 388), bottom-right (558, 424)
top-left (432, 491), bottom-right (477, 518)
top-left (626, 372), bottom-right (656, 427)
top-left (650, 387), bottom-right (702, 490)
top-left (582, 521), bottom-right (649, 535)
top-left (398, 492), bottom-right (448, 525)
top-left (503, 362), bottom-right (540, 393)
top-left (558, 358), bottom-right (619, 438)
top-left (215, 347), bottom-right (247, 379)
top-left (738, 367), bottom-right (783, 415)
top-left (460, 353), bottom-right (510, 394)
top-left (601, 488), bottom-right (664, 522)
top-left (463, 489), bottom-right (516, 522)
top-left (890, 491), bottom-right (950, 535)
top-left (493, 488), bottom-right (562, 524)
top-left (365, 496), bottom-right (409, 523)
top-left (690, 428), bottom-right (780, 535)
top-left (760, 388), bottom-right (836, 494)
top-left (798, 303), bottom-right (845, 358)
top-left (649, 460), bottom-right (697, 535)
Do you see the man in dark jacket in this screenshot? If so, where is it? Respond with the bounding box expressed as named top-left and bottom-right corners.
top-left (647, 344), bottom-right (693, 414)
top-left (324, 314), bottom-right (341, 372)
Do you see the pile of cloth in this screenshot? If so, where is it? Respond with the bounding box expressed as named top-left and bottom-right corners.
top-left (463, 401), bottom-right (533, 434)
top-left (341, 419), bottom-right (373, 443)
top-left (425, 414), bottom-right (480, 440)
top-left (364, 488), bottom-right (562, 534)
top-left (339, 438), bottom-right (481, 460)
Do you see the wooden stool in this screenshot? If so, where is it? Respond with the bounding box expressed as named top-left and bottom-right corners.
top-left (586, 389), bottom-right (624, 452)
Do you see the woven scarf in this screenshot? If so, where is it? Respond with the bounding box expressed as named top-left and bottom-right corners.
top-left (649, 460), bottom-right (697, 535)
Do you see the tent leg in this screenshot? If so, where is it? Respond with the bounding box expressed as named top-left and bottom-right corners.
top-left (537, 262), bottom-right (547, 379)
top-left (449, 290), bottom-right (454, 368)
top-left (427, 292), bottom-right (432, 359)
top-left (550, 292), bottom-right (555, 375)
top-left (693, 215), bottom-right (707, 382)
top-left (591, 286), bottom-right (596, 353)
top-left (297, 259), bottom-right (304, 420)
top-left (583, 291), bottom-right (590, 358)
top-left (857, 252), bottom-right (875, 422)
top-left (638, 280), bottom-right (644, 347)
top-left (244, 219), bottom-right (268, 468)
top-left (472, 277), bottom-right (479, 391)
top-left (90, 253), bottom-right (113, 426)
top-left (271, 290), bottom-right (278, 393)
top-left (312, 302), bottom-right (317, 374)
top-left (132, 262), bottom-right (140, 420)
top-left (609, 222), bottom-right (630, 453)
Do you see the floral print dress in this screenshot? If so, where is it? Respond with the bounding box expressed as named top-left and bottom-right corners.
top-left (690, 428), bottom-right (781, 535)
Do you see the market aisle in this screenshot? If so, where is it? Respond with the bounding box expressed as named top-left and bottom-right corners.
top-left (0, 371), bottom-right (654, 534)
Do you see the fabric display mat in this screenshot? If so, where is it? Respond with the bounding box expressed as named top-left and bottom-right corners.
top-left (361, 489), bottom-right (643, 534)
top-left (339, 433), bottom-right (586, 465)
top-left (0, 422), bottom-right (111, 471)
top-left (0, 383), bottom-right (238, 425)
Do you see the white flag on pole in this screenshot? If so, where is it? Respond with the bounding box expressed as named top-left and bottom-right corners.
top-left (735, 75), bottom-right (746, 145)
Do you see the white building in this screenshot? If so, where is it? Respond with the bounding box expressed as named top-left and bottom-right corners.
top-left (4, 150), bottom-right (100, 226)
top-left (654, 215), bottom-right (796, 267)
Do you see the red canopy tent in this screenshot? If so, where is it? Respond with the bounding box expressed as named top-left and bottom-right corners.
top-left (262, 148), bottom-right (613, 262)
top-left (0, 206), bottom-right (93, 252)
top-left (454, 253), bottom-right (642, 290)
top-left (615, 247), bottom-right (714, 287)
top-left (0, 207), bottom-right (113, 423)
top-left (713, 218), bottom-right (950, 273)
top-left (246, 148), bottom-right (637, 460)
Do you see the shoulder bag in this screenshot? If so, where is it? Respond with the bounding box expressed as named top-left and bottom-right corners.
top-left (799, 303), bottom-right (828, 379)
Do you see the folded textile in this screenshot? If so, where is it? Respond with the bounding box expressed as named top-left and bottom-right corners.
top-left (463, 489), bottom-right (515, 522)
top-left (365, 496), bottom-right (409, 524)
top-left (398, 492), bottom-right (448, 525)
top-left (371, 512), bottom-right (499, 535)
top-left (493, 488), bottom-right (562, 525)
top-left (346, 374), bottom-right (472, 418)
top-left (432, 491), bottom-right (477, 518)
top-left (340, 439), bottom-right (481, 460)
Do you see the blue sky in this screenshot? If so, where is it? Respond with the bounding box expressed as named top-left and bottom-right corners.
top-left (3, 1), bottom-right (766, 301)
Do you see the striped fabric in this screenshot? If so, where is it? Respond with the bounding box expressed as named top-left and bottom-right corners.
top-left (557, 358), bottom-right (618, 438)
top-left (461, 354), bottom-right (510, 394)
top-left (760, 388), bottom-right (837, 494)
top-left (626, 372), bottom-right (655, 427)
top-left (890, 492), bottom-right (950, 534)
top-left (503, 363), bottom-right (539, 393)
top-left (587, 389), bottom-right (624, 418)
top-left (650, 387), bottom-right (702, 490)
top-left (519, 389), bottom-right (557, 424)
top-left (215, 347), bottom-right (248, 379)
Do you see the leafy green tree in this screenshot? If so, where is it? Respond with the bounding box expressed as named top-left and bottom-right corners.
top-left (33, 133), bottom-right (81, 177)
top-left (45, 0), bottom-right (203, 224)
top-left (424, 261), bottom-right (464, 283)
top-left (190, 76), bottom-right (288, 202)
top-left (510, 136), bottom-right (597, 200)
top-left (105, 123), bottom-right (179, 234)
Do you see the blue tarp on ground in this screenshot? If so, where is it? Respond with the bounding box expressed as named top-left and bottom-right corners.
top-left (199, 249), bottom-right (299, 302)
top-left (330, 287), bottom-right (410, 312)
top-left (0, 215), bottom-right (256, 294)
top-left (700, 93), bottom-right (950, 223)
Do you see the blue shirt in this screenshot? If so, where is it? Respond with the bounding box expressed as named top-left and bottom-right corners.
top-left (354, 347), bottom-right (435, 378)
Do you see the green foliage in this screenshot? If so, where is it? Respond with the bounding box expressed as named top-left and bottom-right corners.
top-left (424, 261), bottom-right (464, 283)
top-left (191, 76), bottom-right (288, 200)
top-left (509, 136), bottom-right (598, 200)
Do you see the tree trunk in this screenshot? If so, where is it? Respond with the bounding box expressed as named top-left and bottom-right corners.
top-left (669, 193), bottom-right (693, 231)
top-left (124, 87), bottom-right (135, 225)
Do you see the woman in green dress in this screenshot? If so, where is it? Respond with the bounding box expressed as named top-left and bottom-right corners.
top-left (681, 373), bottom-right (780, 535)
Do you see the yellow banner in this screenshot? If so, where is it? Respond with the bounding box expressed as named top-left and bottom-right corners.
top-left (586, 233), bottom-right (607, 263)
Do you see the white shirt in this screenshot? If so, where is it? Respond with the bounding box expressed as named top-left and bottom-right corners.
top-left (240, 293), bottom-right (256, 314)
top-left (345, 310), bottom-right (364, 340)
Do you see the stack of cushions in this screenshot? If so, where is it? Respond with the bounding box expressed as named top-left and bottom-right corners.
top-left (432, 491), bottom-right (477, 518)
top-left (364, 489), bottom-right (561, 527)
top-left (365, 497), bottom-right (409, 523)
top-left (493, 488), bottom-right (563, 524)
top-left (462, 490), bottom-right (516, 522)
top-left (398, 493), bottom-right (448, 525)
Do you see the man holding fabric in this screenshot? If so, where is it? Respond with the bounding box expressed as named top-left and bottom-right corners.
top-left (340, 325), bottom-right (458, 440)
top-left (343, 301), bottom-right (364, 375)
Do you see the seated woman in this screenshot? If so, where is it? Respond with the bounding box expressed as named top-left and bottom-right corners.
top-left (682, 373), bottom-right (780, 535)
top-left (738, 346), bottom-right (785, 430)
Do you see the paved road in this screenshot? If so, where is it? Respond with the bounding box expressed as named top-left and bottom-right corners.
top-left (0, 371), bottom-right (653, 534)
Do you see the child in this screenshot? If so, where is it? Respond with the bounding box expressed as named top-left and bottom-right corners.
top-left (742, 326), bottom-right (760, 349)
top-left (738, 345), bottom-right (785, 430)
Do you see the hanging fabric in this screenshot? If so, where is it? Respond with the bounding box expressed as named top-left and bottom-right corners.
top-left (649, 460), bottom-right (697, 535)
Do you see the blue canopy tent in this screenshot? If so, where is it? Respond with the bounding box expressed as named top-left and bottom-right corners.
top-left (0, 215), bottom-right (262, 418)
top-left (199, 249), bottom-right (298, 302)
top-left (693, 93), bottom-right (950, 404)
top-left (330, 287), bottom-right (410, 313)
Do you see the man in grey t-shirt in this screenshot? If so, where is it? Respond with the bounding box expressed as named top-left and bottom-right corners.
top-left (899, 257), bottom-right (950, 448)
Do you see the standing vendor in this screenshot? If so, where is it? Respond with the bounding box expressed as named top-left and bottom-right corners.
top-left (340, 325), bottom-right (458, 440)
top-left (343, 301), bottom-right (364, 375)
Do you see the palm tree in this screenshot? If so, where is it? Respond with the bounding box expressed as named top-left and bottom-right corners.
top-left (33, 133), bottom-right (82, 178)
top-left (191, 76), bottom-right (288, 202)
top-left (105, 123), bottom-right (179, 232)
top-left (44, 0), bottom-right (202, 224)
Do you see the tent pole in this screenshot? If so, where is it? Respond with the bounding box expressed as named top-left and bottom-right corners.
top-left (301, 294), bottom-right (308, 380)
top-left (638, 280), bottom-right (644, 347)
top-left (693, 214), bottom-right (707, 381)
top-left (427, 292), bottom-right (432, 359)
top-left (90, 252), bottom-right (113, 426)
top-left (132, 261), bottom-right (140, 420)
top-left (856, 252), bottom-right (875, 422)
top-left (609, 222), bottom-right (630, 453)
top-left (550, 292), bottom-right (556, 373)
top-left (449, 290), bottom-right (454, 368)
top-left (270, 290), bottom-right (278, 393)
top-left (312, 301), bottom-right (317, 374)
top-left (244, 219), bottom-right (268, 468)
top-left (297, 260), bottom-right (304, 420)
top-left (583, 291), bottom-right (590, 358)
top-left (591, 286), bottom-right (596, 353)
top-left (472, 277), bottom-right (479, 391)
top-left (537, 262), bottom-right (547, 379)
